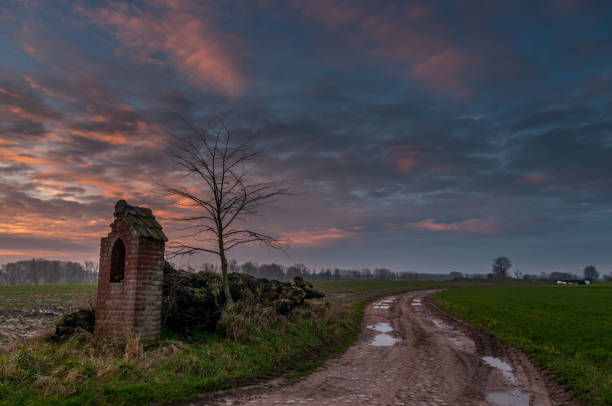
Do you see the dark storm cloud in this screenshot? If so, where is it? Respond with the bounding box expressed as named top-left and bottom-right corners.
top-left (1, 0), bottom-right (612, 273)
top-left (0, 233), bottom-right (93, 254)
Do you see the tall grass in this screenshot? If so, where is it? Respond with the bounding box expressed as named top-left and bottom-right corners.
top-left (0, 293), bottom-right (365, 405)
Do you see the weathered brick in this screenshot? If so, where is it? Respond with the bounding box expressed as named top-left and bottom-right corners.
top-left (95, 200), bottom-right (165, 344)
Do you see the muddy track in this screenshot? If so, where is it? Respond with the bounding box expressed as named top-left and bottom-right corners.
top-left (204, 290), bottom-right (578, 406)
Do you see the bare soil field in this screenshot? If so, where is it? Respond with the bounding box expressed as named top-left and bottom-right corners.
top-left (0, 285), bottom-right (96, 346)
top-left (210, 290), bottom-right (576, 406)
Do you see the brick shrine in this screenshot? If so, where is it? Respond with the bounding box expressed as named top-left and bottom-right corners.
top-left (94, 200), bottom-right (167, 344)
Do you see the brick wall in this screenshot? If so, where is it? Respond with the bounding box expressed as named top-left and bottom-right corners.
top-left (94, 217), bottom-right (164, 344)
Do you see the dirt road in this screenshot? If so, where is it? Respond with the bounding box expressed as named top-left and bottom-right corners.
top-left (210, 290), bottom-right (576, 406)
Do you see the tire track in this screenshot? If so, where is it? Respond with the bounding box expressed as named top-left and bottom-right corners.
top-left (208, 290), bottom-right (572, 406)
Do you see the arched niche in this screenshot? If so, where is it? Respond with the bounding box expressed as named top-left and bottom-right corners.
top-left (110, 238), bottom-right (126, 283)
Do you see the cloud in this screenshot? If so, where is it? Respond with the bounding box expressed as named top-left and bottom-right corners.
top-left (293, 0), bottom-right (366, 28)
top-left (285, 228), bottom-right (353, 246)
top-left (1, 0), bottom-right (612, 273)
top-left (76, 1), bottom-right (248, 97)
top-left (516, 173), bottom-right (557, 185)
top-left (409, 49), bottom-right (470, 96)
top-left (406, 218), bottom-right (498, 234)
top-left (387, 145), bottom-right (421, 173)
top-left (294, 0), bottom-right (473, 96)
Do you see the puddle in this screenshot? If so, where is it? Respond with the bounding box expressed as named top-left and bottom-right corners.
top-left (372, 304), bottom-right (390, 309)
top-left (368, 322), bottom-right (393, 333)
top-left (486, 390), bottom-right (529, 406)
top-left (431, 319), bottom-right (447, 329)
top-left (372, 302), bottom-right (389, 309)
top-left (370, 333), bottom-right (400, 347)
top-left (372, 297), bottom-right (396, 310)
top-left (482, 356), bottom-right (517, 384)
top-left (411, 299), bottom-right (422, 306)
top-left (447, 337), bottom-right (461, 346)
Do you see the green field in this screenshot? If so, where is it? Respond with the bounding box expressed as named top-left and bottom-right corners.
top-left (433, 284), bottom-right (612, 405)
top-left (0, 285), bottom-right (96, 297)
top-left (0, 284), bottom-right (96, 310)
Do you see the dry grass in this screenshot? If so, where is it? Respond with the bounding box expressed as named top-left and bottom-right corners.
top-left (0, 297), bottom-right (362, 405)
top-left (1, 280), bottom-right (480, 404)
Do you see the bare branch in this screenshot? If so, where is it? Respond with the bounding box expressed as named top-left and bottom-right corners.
top-left (166, 242), bottom-right (220, 257)
top-left (160, 117), bottom-right (289, 305)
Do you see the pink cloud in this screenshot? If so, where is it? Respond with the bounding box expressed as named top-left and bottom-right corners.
top-left (409, 49), bottom-right (470, 96)
top-left (333, 155), bottom-right (347, 165)
top-left (516, 173), bottom-right (557, 184)
top-left (296, 1), bottom-right (473, 96)
top-left (406, 218), bottom-right (498, 234)
top-left (387, 145), bottom-right (460, 174)
top-left (387, 145), bottom-right (423, 173)
top-left (77, 2), bottom-right (248, 97)
top-left (285, 227), bottom-right (353, 246)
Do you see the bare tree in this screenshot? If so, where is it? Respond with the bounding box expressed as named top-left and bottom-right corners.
top-left (583, 265), bottom-right (599, 281)
top-left (492, 257), bottom-right (511, 280)
top-left (162, 118), bottom-right (288, 305)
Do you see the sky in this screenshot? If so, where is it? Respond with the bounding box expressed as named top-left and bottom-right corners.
top-left (1, 0), bottom-right (612, 274)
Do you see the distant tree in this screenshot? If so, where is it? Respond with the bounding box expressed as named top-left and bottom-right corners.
top-left (0, 264), bottom-right (6, 284)
top-left (287, 264), bottom-right (308, 279)
top-left (240, 261), bottom-right (258, 277)
top-left (374, 268), bottom-right (394, 280)
top-left (603, 273), bottom-right (612, 282)
top-left (200, 262), bottom-right (219, 273)
top-left (228, 259), bottom-right (239, 273)
top-left (513, 269), bottom-right (522, 280)
top-left (259, 263), bottom-right (285, 280)
top-left (583, 265), bottom-right (600, 281)
top-left (162, 118), bottom-right (288, 305)
top-left (492, 257), bottom-right (512, 280)
top-left (0, 259), bottom-right (97, 285)
top-left (84, 261), bottom-right (99, 283)
top-left (549, 271), bottom-right (577, 281)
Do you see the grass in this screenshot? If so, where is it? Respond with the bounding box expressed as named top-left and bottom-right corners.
top-left (1, 305), bottom-right (359, 405)
top-left (0, 284), bottom-right (96, 311)
top-left (4, 280), bottom-right (591, 405)
top-left (0, 280), bottom-right (441, 405)
top-left (0, 285), bottom-right (96, 298)
top-left (432, 283), bottom-right (612, 405)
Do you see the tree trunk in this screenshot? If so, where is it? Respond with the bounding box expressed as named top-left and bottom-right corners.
top-left (219, 243), bottom-right (234, 306)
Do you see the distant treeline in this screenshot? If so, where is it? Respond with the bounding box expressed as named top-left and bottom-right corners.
top-left (183, 261), bottom-right (612, 282)
top-left (2, 258), bottom-right (609, 285)
top-left (519, 271), bottom-right (610, 282)
top-left (178, 261), bottom-right (482, 282)
top-left (176, 261), bottom-right (457, 282)
top-left (0, 259), bottom-right (98, 285)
